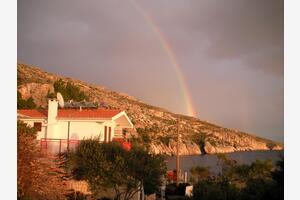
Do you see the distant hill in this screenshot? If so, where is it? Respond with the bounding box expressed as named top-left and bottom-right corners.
top-left (17, 63), bottom-right (283, 155)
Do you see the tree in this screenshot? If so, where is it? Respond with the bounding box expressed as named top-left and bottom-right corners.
top-left (126, 145), bottom-right (167, 196)
top-left (190, 166), bottom-right (211, 184)
top-left (68, 139), bottom-right (167, 200)
top-left (272, 157), bottom-right (284, 187)
top-left (53, 79), bottom-right (88, 102)
top-left (17, 120), bottom-right (66, 199)
top-left (216, 153), bottom-right (238, 182)
top-left (18, 120), bottom-right (39, 198)
top-left (17, 91), bottom-right (36, 109)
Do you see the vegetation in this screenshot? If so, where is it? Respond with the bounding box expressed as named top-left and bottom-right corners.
top-left (190, 166), bottom-right (211, 184)
top-left (190, 154), bottom-right (284, 200)
top-left (65, 138), bottom-right (167, 200)
top-left (65, 191), bottom-right (88, 200)
top-left (133, 128), bottom-right (152, 146)
top-left (165, 183), bottom-right (191, 198)
top-left (49, 79), bottom-right (88, 101)
top-left (17, 91), bottom-right (36, 109)
top-left (266, 142), bottom-right (277, 150)
top-left (157, 135), bottom-right (172, 146)
top-left (17, 121), bottom-right (66, 200)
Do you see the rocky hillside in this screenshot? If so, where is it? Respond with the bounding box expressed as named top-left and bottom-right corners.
top-left (17, 63), bottom-right (283, 155)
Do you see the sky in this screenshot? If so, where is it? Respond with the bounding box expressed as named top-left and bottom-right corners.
top-left (18, 0), bottom-right (283, 143)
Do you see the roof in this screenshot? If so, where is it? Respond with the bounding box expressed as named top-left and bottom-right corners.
top-left (17, 109), bottom-right (48, 118)
top-left (17, 109), bottom-right (122, 119)
top-left (57, 109), bottom-right (121, 119)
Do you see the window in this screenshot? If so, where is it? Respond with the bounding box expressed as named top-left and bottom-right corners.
top-left (33, 122), bottom-right (42, 131)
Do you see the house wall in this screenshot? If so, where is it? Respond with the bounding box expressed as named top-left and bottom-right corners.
top-left (114, 126), bottom-right (124, 138)
top-left (19, 119), bottom-right (117, 142)
top-left (52, 120), bottom-right (116, 141)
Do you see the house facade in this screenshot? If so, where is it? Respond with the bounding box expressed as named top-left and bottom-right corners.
top-left (18, 99), bottom-right (134, 153)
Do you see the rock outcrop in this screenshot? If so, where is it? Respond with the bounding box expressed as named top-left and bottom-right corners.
top-left (18, 83), bottom-right (54, 107)
top-left (150, 140), bottom-right (201, 156)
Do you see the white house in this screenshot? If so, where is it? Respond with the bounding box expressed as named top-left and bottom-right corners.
top-left (18, 99), bottom-right (134, 153)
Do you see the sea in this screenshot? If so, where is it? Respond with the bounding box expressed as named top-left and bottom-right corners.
top-left (165, 150), bottom-right (283, 176)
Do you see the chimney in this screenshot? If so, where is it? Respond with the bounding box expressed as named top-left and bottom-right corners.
top-left (48, 99), bottom-right (58, 123)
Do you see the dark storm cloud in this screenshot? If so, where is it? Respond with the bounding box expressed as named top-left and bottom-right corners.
top-left (18, 0), bottom-right (283, 142)
top-left (140, 0), bottom-right (283, 76)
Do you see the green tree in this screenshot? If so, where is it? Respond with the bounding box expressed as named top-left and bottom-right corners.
top-left (17, 91), bottom-right (36, 109)
top-left (190, 166), bottom-right (211, 184)
top-left (68, 139), bottom-right (166, 200)
top-left (53, 79), bottom-right (87, 101)
top-left (216, 153), bottom-right (238, 182)
top-left (126, 145), bottom-right (167, 196)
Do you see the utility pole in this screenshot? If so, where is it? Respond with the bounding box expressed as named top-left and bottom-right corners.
top-left (176, 118), bottom-right (180, 186)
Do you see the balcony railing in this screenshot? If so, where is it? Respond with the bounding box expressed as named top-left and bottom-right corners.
top-left (37, 137), bottom-right (131, 155)
top-left (38, 138), bottom-right (80, 154)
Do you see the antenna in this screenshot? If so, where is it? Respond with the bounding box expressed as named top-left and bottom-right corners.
top-left (57, 92), bottom-right (65, 108)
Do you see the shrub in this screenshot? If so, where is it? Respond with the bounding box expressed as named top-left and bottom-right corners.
top-left (193, 180), bottom-right (240, 200)
top-left (65, 191), bottom-right (88, 200)
top-left (190, 166), bottom-right (211, 183)
top-left (17, 91), bottom-right (36, 109)
top-left (157, 135), bottom-right (172, 146)
top-left (266, 142), bottom-right (277, 150)
top-left (53, 79), bottom-right (88, 101)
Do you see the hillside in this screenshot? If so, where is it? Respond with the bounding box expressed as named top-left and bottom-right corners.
top-left (17, 63), bottom-right (283, 155)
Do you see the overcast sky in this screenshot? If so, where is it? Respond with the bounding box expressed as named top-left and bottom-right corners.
top-left (18, 0), bottom-right (283, 142)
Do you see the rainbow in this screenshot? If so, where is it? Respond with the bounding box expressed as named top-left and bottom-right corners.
top-left (129, 0), bottom-right (197, 117)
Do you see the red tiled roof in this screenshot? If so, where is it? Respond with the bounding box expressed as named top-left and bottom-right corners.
top-left (17, 109), bottom-right (47, 118)
top-left (17, 109), bottom-right (122, 119)
top-left (57, 109), bottom-right (121, 119)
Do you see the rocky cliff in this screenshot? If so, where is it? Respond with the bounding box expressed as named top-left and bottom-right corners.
top-left (17, 63), bottom-right (283, 155)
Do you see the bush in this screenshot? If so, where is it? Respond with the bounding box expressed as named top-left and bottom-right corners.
top-left (190, 166), bottom-right (211, 183)
top-left (165, 183), bottom-right (191, 196)
top-left (191, 155), bottom-right (284, 200)
top-left (193, 180), bottom-right (240, 200)
top-left (266, 142), bottom-right (277, 150)
top-left (65, 191), bottom-right (88, 200)
top-left (240, 178), bottom-right (280, 200)
top-left (53, 79), bottom-right (88, 101)
top-left (133, 128), bottom-right (152, 146)
top-left (17, 91), bottom-right (36, 109)
top-left (158, 135), bottom-right (172, 146)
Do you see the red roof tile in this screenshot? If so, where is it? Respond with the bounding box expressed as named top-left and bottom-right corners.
top-left (17, 109), bottom-right (47, 118)
top-left (17, 109), bottom-right (122, 119)
top-left (57, 109), bottom-right (121, 119)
